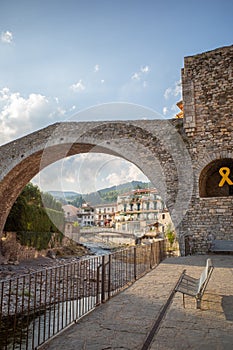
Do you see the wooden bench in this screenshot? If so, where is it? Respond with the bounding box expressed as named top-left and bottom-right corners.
top-left (175, 258), bottom-right (214, 309)
top-left (209, 239), bottom-right (233, 253)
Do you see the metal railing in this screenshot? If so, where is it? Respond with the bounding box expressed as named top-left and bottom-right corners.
top-left (0, 240), bottom-right (166, 350)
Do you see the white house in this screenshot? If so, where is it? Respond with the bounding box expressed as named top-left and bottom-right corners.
top-left (115, 188), bottom-right (170, 236)
top-left (94, 203), bottom-right (117, 227)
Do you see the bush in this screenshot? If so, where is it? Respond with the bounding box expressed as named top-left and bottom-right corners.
top-left (16, 231), bottom-right (64, 251)
top-left (165, 224), bottom-right (176, 248)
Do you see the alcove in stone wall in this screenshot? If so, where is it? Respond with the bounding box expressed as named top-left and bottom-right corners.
top-left (199, 158), bottom-right (233, 198)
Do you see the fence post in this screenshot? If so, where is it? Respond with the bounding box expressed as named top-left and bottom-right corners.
top-left (150, 243), bottom-right (154, 269)
top-left (108, 254), bottom-right (111, 299)
top-left (101, 255), bottom-right (105, 303)
top-left (159, 240), bottom-right (162, 262)
top-left (160, 240), bottom-right (165, 261)
top-left (134, 246), bottom-right (137, 280)
top-left (96, 262), bottom-right (100, 305)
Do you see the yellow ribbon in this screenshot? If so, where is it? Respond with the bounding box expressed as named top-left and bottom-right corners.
top-left (219, 167), bottom-right (233, 187)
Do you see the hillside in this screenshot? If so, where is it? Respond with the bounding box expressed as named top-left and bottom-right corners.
top-left (49, 181), bottom-right (152, 206)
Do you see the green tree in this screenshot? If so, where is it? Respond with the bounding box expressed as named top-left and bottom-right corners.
top-left (4, 182), bottom-right (64, 234)
top-left (21, 183), bottom-right (42, 206)
top-left (165, 224), bottom-right (176, 248)
top-left (42, 192), bottom-right (63, 211)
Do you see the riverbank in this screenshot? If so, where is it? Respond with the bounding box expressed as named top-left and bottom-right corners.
top-left (0, 255), bottom-right (80, 280)
top-left (0, 241), bottom-right (119, 281)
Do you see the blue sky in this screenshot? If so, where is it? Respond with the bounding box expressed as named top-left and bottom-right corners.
top-left (0, 0), bottom-right (232, 193)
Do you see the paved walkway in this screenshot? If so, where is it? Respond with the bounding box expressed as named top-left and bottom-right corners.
top-left (40, 254), bottom-right (233, 350)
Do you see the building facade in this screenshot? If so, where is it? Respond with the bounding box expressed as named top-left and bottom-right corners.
top-left (77, 203), bottom-right (95, 227)
top-left (94, 203), bottom-right (117, 227)
top-left (62, 204), bottom-right (80, 240)
top-left (115, 188), bottom-right (171, 236)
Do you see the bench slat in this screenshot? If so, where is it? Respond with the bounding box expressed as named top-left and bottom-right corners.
top-left (210, 240), bottom-right (233, 252)
top-left (175, 258), bottom-right (213, 309)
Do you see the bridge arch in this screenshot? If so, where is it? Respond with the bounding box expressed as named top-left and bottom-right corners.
top-left (0, 119), bottom-right (193, 236)
top-left (2, 44), bottom-right (231, 255)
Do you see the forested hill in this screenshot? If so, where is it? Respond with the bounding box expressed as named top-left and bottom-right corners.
top-left (49, 181), bottom-right (152, 206)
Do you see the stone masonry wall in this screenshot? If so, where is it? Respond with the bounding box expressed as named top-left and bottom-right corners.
top-left (179, 44), bottom-right (233, 254)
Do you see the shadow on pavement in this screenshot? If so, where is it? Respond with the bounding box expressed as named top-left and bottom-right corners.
top-left (163, 254), bottom-right (233, 269)
top-left (222, 295), bottom-right (233, 321)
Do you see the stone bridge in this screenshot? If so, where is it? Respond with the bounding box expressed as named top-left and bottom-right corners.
top-left (0, 44), bottom-right (232, 255)
top-left (77, 228), bottom-right (136, 246)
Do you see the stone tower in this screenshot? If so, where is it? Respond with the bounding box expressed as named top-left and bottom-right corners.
top-left (179, 44), bottom-right (233, 254)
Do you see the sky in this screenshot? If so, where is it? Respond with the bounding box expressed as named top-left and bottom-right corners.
top-left (0, 0), bottom-right (232, 194)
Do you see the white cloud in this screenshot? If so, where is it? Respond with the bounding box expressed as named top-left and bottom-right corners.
top-left (163, 80), bottom-right (182, 117)
top-left (94, 64), bottom-right (100, 72)
top-left (65, 174), bottom-right (76, 184)
top-left (100, 79), bottom-right (105, 84)
top-left (164, 80), bottom-right (181, 100)
top-left (131, 72), bottom-right (140, 81)
top-left (141, 65), bottom-right (150, 73)
top-left (70, 80), bottom-right (86, 92)
top-left (106, 162), bottom-right (148, 188)
top-left (34, 153), bottom-right (149, 194)
top-left (131, 65), bottom-right (150, 84)
top-left (1, 31), bottom-right (13, 44)
top-left (174, 80), bottom-right (182, 96)
top-left (0, 87), bottom-right (66, 145)
top-left (164, 87), bottom-right (172, 100)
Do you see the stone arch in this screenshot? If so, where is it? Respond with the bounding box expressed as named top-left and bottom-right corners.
top-left (0, 120), bottom-right (193, 235)
top-left (199, 158), bottom-right (233, 197)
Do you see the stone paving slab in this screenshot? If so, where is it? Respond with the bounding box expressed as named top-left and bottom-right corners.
top-left (150, 254), bottom-right (233, 350)
top-left (40, 254), bottom-right (233, 350)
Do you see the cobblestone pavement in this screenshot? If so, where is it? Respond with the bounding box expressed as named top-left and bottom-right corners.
top-left (40, 254), bottom-right (233, 350)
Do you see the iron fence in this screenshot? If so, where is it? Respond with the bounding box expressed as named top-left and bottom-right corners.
top-left (0, 240), bottom-right (166, 350)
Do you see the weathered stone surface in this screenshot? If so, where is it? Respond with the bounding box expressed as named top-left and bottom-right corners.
top-left (0, 44), bottom-right (233, 255)
top-left (40, 254), bottom-right (233, 350)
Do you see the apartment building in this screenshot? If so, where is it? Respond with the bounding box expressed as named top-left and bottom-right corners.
top-left (94, 203), bottom-right (117, 227)
top-left (115, 188), bottom-right (170, 235)
top-left (77, 203), bottom-right (95, 227)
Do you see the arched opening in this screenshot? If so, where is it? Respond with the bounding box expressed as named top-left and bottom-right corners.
top-left (199, 158), bottom-right (233, 197)
top-left (2, 151), bottom-right (176, 260)
top-left (32, 152), bottom-right (174, 244)
top-left (0, 118), bottom-right (193, 258)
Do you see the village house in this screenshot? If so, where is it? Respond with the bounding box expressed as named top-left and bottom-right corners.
top-left (77, 203), bottom-right (95, 227)
top-left (62, 204), bottom-right (81, 241)
top-left (114, 188), bottom-right (172, 237)
top-left (94, 203), bottom-right (117, 227)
